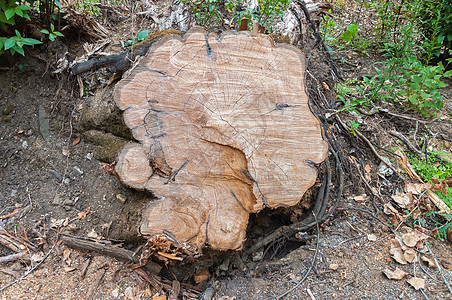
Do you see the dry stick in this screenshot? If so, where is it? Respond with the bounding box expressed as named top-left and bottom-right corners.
top-left (426, 244), bottom-right (452, 295)
top-left (0, 229), bottom-right (60, 293)
top-left (276, 213), bottom-right (320, 299)
top-left (0, 252), bottom-right (28, 264)
top-left (389, 130), bottom-right (423, 156)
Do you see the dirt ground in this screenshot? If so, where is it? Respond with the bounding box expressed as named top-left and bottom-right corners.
top-left (1, 1), bottom-right (452, 299)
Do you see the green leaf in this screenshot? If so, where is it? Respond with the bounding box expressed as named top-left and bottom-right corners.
top-left (4, 38), bottom-right (15, 50)
top-left (16, 5), bottom-right (32, 11)
top-left (137, 30), bottom-right (149, 41)
top-left (40, 29), bottom-right (50, 34)
top-left (22, 38), bottom-right (42, 46)
top-left (49, 34), bottom-right (55, 42)
top-left (50, 23), bottom-right (55, 31)
top-left (4, 8), bottom-right (15, 20)
top-left (13, 45), bottom-right (24, 56)
top-left (444, 70), bottom-right (452, 77)
top-left (14, 8), bottom-right (23, 17)
top-left (54, 31), bottom-right (64, 37)
top-left (54, 0), bottom-right (62, 9)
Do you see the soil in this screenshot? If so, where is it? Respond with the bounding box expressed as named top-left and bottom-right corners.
top-left (1, 1), bottom-right (452, 299)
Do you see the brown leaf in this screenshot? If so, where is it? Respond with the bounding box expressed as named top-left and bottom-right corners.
top-left (404, 249), bottom-right (416, 263)
top-left (322, 82), bottom-right (330, 90)
top-left (77, 206), bottom-right (91, 220)
top-left (402, 229), bottom-right (429, 248)
top-left (194, 269), bottom-right (210, 284)
top-left (64, 266), bottom-right (77, 272)
top-left (392, 193), bottom-right (412, 209)
top-left (63, 248), bottom-right (72, 266)
top-left (405, 182), bottom-right (432, 195)
top-left (421, 255), bottom-right (437, 268)
top-left (389, 239), bottom-right (407, 264)
top-left (365, 164), bottom-right (371, 173)
top-left (407, 277), bottom-right (425, 290)
top-left (72, 136), bottom-right (80, 146)
top-left (382, 267), bottom-right (407, 280)
top-left (62, 148), bottom-right (70, 156)
top-left (152, 296), bottom-right (167, 300)
top-left (354, 195), bottom-right (367, 202)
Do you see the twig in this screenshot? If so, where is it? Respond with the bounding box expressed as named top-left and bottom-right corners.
top-left (276, 213), bottom-right (320, 299)
top-left (389, 130), bottom-right (422, 156)
top-left (426, 244), bottom-right (452, 295)
top-left (0, 229), bottom-right (59, 292)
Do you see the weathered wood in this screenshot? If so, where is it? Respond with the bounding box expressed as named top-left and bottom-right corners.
top-left (114, 27), bottom-right (328, 251)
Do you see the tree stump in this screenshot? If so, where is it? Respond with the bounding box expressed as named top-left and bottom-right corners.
top-left (113, 27), bottom-right (328, 251)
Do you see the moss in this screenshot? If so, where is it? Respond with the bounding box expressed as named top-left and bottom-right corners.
top-left (82, 130), bottom-right (128, 163)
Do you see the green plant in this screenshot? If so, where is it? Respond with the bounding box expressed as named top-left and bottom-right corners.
top-left (179, 0), bottom-right (223, 27)
top-left (349, 120), bottom-right (360, 136)
top-left (0, 1), bottom-right (32, 29)
top-left (0, 30), bottom-right (41, 56)
top-left (123, 30), bottom-right (149, 47)
top-left (340, 23), bottom-right (358, 43)
top-left (40, 23), bottom-right (63, 41)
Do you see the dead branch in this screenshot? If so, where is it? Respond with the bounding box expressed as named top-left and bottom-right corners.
top-left (0, 252), bottom-right (29, 264)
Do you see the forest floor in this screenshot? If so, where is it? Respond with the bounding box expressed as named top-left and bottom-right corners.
top-left (0, 1), bottom-right (451, 299)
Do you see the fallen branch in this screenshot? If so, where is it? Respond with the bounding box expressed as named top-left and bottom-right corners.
top-left (70, 29), bottom-right (183, 75)
top-left (0, 252), bottom-right (29, 264)
top-left (61, 234), bottom-right (138, 262)
top-left (426, 244), bottom-right (452, 295)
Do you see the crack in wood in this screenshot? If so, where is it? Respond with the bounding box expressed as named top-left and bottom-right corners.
top-left (164, 160), bottom-right (189, 184)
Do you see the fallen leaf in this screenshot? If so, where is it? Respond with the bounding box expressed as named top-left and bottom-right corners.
top-left (354, 195), bottom-right (367, 202)
top-left (87, 229), bottom-right (99, 239)
top-left (116, 194), bottom-right (126, 204)
top-left (365, 164), bottom-right (371, 173)
top-left (31, 252), bottom-right (46, 262)
top-left (64, 266), bottom-right (77, 272)
top-left (62, 148), bottom-right (70, 156)
top-left (322, 82), bottom-right (330, 90)
top-left (194, 269), bottom-right (210, 284)
top-left (407, 277), bottom-right (425, 290)
top-left (72, 136), bottom-right (81, 146)
top-left (50, 218), bottom-right (67, 228)
top-left (421, 255), bottom-right (437, 268)
top-left (402, 229), bottom-right (429, 248)
top-left (63, 248), bottom-right (72, 265)
top-left (382, 267), bottom-right (407, 280)
top-left (404, 249), bottom-right (416, 263)
top-left (367, 234), bottom-right (377, 241)
top-left (405, 182), bottom-right (432, 195)
top-left (329, 263), bottom-right (339, 270)
top-left (392, 193), bottom-right (412, 209)
top-left (152, 296), bottom-right (167, 300)
top-left (78, 206), bottom-right (91, 220)
top-left (389, 239), bottom-right (408, 264)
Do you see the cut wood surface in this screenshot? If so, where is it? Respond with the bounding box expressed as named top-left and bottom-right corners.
top-left (114, 27), bottom-right (328, 251)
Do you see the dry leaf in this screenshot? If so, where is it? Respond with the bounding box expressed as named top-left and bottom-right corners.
top-left (116, 194), bottom-right (126, 204)
top-left (194, 269), bottom-right (210, 284)
top-left (322, 82), bottom-right (330, 90)
top-left (329, 263), bottom-right (339, 270)
top-left (382, 267), bottom-right (407, 280)
top-left (421, 255), bottom-right (437, 268)
top-left (367, 234), bottom-right (377, 241)
top-left (389, 239), bottom-right (408, 264)
top-left (31, 252), bottom-right (46, 262)
top-left (354, 195), bottom-right (367, 202)
top-left (62, 148), bottom-right (70, 156)
top-left (152, 296), bottom-right (166, 300)
top-left (78, 206), bottom-right (91, 220)
top-left (392, 193), bottom-right (412, 209)
top-left (64, 266), bottom-right (77, 272)
top-left (407, 277), bottom-right (425, 290)
top-left (405, 182), bottom-right (432, 195)
top-left (63, 248), bottom-right (72, 265)
top-left (87, 229), bottom-right (99, 239)
top-left (402, 229), bottom-right (429, 248)
top-left (72, 136), bottom-right (81, 146)
top-left (403, 249), bottom-right (416, 263)
top-left (365, 164), bottom-right (371, 173)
